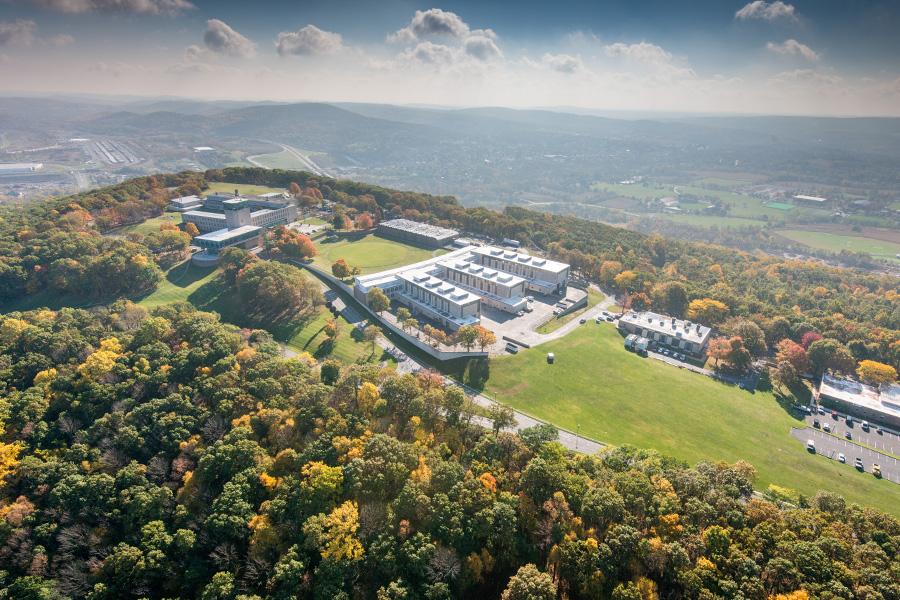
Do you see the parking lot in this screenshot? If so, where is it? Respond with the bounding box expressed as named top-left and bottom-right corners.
top-left (790, 408), bottom-right (900, 483)
top-left (481, 287), bottom-right (594, 353)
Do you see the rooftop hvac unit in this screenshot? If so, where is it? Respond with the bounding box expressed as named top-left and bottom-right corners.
top-left (504, 252), bottom-right (517, 259)
top-left (490, 248), bottom-right (503, 255)
top-left (413, 273), bottom-right (429, 283)
top-left (452, 291), bottom-right (467, 300)
top-left (497, 274), bottom-right (512, 282)
top-left (426, 280), bottom-right (441, 288)
top-left (483, 270), bottom-right (497, 278)
top-left (455, 261), bottom-right (469, 269)
top-left (533, 259), bottom-right (546, 266)
top-left (470, 265), bottom-right (483, 273)
top-left (518, 255), bottom-right (532, 262)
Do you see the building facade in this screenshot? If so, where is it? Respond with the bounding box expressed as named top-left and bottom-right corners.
top-left (470, 246), bottom-right (569, 295)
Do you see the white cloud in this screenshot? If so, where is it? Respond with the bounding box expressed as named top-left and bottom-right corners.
top-left (388, 8), bottom-right (470, 43)
top-left (766, 39), bottom-right (819, 62)
top-left (538, 53), bottom-right (583, 74)
top-left (401, 41), bottom-right (456, 66)
top-left (275, 24), bottom-right (343, 57)
top-left (464, 34), bottom-right (501, 61)
top-left (769, 69), bottom-right (842, 86)
top-left (0, 19), bottom-right (36, 47)
top-left (735, 1), bottom-right (797, 22)
top-left (202, 19), bottom-right (256, 58)
top-left (29, 0), bottom-right (194, 15)
top-left (603, 42), bottom-right (673, 64)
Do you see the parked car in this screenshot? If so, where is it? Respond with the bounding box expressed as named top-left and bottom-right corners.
top-left (846, 416), bottom-right (854, 426)
top-left (806, 440), bottom-right (816, 452)
top-left (823, 423), bottom-right (831, 432)
top-left (855, 457), bottom-right (864, 470)
top-left (517, 311), bottom-right (525, 317)
top-left (873, 464), bottom-right (882, 478)
top-left (606, 316), bottom-right (614, 322)
top-left (838, 453), bottom-right (845, 463)
top-left (813, 419), bottom-right (820, 428)
top-left (832, 410), bottom-right (839, 419)
top-left (661, 349), bottom-right (670, 357)
top-left (595, 316), bottom-right (603, 324)
top-left (845, 431), bottom-right (852, 440)
top-left (817, 406), bottom-right (826, 415)
top-left (553, 309), bottom-right (561, 316)
top-left (861, 421), bottom-right (870, 432)
top-left (579, 318), bottom-right (587, 324)
top-left (505, 343), bottom-right (519, 354)
top-left (876, 426), bottom-right (884, 435)
top-left (546, 352), bottom-right (555, 364)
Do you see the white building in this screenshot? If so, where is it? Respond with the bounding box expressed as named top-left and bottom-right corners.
top-left (182, 198), bottom-right (297, 233)
top-left (168, 195), bottom-right (203, 212)
top-left (617, 311), bottom-right (712, 356)
top-left (818, 374), bottom-right (900, 429)
top-left (469, 246), bottom-right (569, 295)
top-left (353, 244), bottom-right (570, 331)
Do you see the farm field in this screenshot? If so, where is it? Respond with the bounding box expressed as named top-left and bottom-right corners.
top-left (205, 182), bottom-right (287, 196)
top-left (475, 324), bottom-right (899, 515)
top-left (249, 149), bottom-right (308, 170)
top-left (777, 229), bottom-right (900, 263)
top-left (312, 234), bottom-right (443, 274)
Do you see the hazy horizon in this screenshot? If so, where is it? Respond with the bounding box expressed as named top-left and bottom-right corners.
top-left (2, 0), bottom-right (900, 117)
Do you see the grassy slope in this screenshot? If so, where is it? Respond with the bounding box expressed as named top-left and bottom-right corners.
top-left (777, 229), bottom-right (900, 263)
top-left (117, 213), bottom-right (183, 236)
top-left (312, 235), bottom-right (443, 274)
top-left (136, 261), bottom-right (385, 365)
top-left (479, 324), bottom-right (899, 515)
top-left (536, 288), bottom-right (604, 334)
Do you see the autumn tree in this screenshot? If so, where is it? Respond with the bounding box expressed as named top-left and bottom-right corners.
top-left (331, 258), bottom-right (352, 279)
top-left (856, 360), bottom-right (897, 385)
top-left (354, 212), bottom-right (375, 230)
top-left (686, 298), bottom-right (729, 325)
top-left (502, 564), bottom-right (556, 600)
top-left (455, 325), bottom-right (479, 352)
top-left (367, 288), bottom-right (390, 315)
top-left (775, 339), bottom-right (811, 374)
top-left (474, 325), bottom-right (497, 351)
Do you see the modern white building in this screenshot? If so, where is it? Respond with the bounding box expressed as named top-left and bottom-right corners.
top-left (168, 195), bottom-right (203, 212)
top-left (617, 311), bottom-right (712, 356)
top-left (182, 198), bottom-right (297, 233)
top-left (376, 218), bottom-right (459, 249)
top-left (470, 246), bottom-right (570, 295)
top-left (353, 244), bottom-right (569, 331)
top-left (818, 374), bottom-right (900, 429)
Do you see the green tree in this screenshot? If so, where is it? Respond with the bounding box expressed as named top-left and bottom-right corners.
top-left (501, 564), bottom-right (556, 600)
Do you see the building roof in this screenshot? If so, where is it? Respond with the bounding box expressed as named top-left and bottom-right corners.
top-left (379, 218), bottom-right (458, 240)
top-left (619, 311), bottom-right (712, 345)
top-left (183, 210), bottom-right (226, 220)
top-left (793, 194), bottom-right (827, 202)
top-left (472, 246), bottom-right (569, 275)
top-left (195, 225), bottom-right (261, 242)
top-left (397, 269), bottom-right (480, 307)
top-left (439, 257), bottom-right (526, 289)
top-left (354, 246), bottom-right (477, 292)
top-left (819, 374), bottom-right (900, 422)
top-left (170, 195), bottom-right (202, 205)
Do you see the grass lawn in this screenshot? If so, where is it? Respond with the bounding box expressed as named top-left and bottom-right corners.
top-left (470, 324), bottom-right (899, 515)
top-left (136, 261), bottom-right (220, 309)
top-left (116, 213), bottom-right (183, 236)
top-left (777, 229), bottom-right (900, 263)
top-left (302, 216), bottom-right (329, 226)
top-left (312, 235), bottom-right (443, 274)
top-left (537, 288), bottom-right (604, 334)
top-left (249, 150), bottom-right (308, 170)
top-left (659, 214), bottom-right (767, 229)
top-left (283, 307), bottom-right (387, 365)
top-left (205, 182), bottom-right (287, 196)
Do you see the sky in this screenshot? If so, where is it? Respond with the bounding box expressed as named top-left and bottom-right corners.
top-left (1, 0), bottom-right (900, 116)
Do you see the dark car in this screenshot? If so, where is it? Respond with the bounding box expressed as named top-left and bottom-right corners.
top-left (579, 318), bottom-right (587, 324)
top-left (831, 410), bottom-right (838, 419)
top-left (845, 431), bottom-right (852, 440)
top-left (813, 419), bottom-right (820, 428)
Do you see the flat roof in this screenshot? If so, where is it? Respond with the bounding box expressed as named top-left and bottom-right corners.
top-left (793, 194), bottom-right (827, 202)
top-left (397, 269), bottom-right (479, 307)
top-left (619, 311), bottom-right (711, 345)
top-left (379, 218), bottom-right (458, 240)
top-left (819, 375), bottom-right (900, 421)
top-left (472, 246), bottom-right (569, 274)
top-left (184, 210), bottom-right (226, 220)
top-left (440, 258), bottom-right (526, 288)
top-left (170, 195), bottom-right (202, 204)
top-left (195, 225), bottom-right (261, 242)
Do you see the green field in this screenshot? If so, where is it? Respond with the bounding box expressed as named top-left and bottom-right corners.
top-left (117, 213), bottom-right (183, 236)
top-left (137, 261), bottom-right (384, 364)
top-left (205, 182), bottom-right (287, 196)
top-left (777, 229), bottom-right (900, 263)
top-left (471, 324), bottom-right (898, 515)
top-left (249, 150), bottom-right (308, 170)
top-left (312, 235), bottom-right (443, 274)
top-left (661, 214), bottom-right (764, 228)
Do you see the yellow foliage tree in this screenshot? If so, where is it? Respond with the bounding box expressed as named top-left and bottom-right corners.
top-left (319, 501), bottom-right (364, 562)
top-left (856, 360), bottom-right (897, 385)
top-left (686, 298), bottom-right (729, 325)
top-left (356, 382), bottom-right (380, 417)
top-left (79, 338), bottom-right (123, 381)
top-left (769, 591), bottom-right (809, 600)
top-left (0, 442), bottom-right (24, 482)
top-left (0, 318), bottom-right (30, 345)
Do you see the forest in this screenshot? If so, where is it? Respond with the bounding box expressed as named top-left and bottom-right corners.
top-left (0, 303), bottom-right (898, 599)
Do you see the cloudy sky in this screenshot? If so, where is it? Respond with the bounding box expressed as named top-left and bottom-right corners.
top-left (1, 0), bottom-right (900, 116)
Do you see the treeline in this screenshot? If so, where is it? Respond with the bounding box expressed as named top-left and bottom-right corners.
top-left (0, 173), bottom-right (203, 305)
top-left (0, 304), bottom-right (898, 599)
top-left (207, 168), bottom-right (899, 369)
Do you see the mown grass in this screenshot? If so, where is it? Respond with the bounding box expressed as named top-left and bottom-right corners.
top-left (472, 324), bottom-right (899, 515)
top-left (777, 229), bottom-right (900, 263)
top-left (205, 182), bottom-right (287, 196)
top-left (312, 235), bottom-right (443, 274)
top-left (249, 150), bottom-right (308, 170)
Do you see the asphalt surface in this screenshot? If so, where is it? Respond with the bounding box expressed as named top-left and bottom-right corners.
top-left (790, 409), bottom-right (900, 484)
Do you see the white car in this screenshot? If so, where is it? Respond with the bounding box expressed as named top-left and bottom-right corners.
top-left (823, 423), bottom-right (831, 432)
top-left (838, 453), bottom-right (845, 463)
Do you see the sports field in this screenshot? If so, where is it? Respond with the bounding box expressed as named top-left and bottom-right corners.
top-left (477, 324), bottom-right (899, 515)
top-left (312, 235), bottom-right (443, 274)
top-left (777, 229), bottom-right (900, 263)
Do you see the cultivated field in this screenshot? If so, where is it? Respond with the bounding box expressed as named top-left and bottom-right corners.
top-left (777, 228), bottom-right (900, 263)
top-left (312, 235), bottom-right (443, 274)
top-left (474, 324), bottom-right (899, 515)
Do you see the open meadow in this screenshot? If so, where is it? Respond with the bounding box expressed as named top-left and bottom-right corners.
top-left (205, 181), bottom-right (288, 196)
top-left (312, 234), bottom-right (444, 274)
top-left (777, 229), bottom-right (900, 263)
top-left (464, 323), bottom-right (899, 515)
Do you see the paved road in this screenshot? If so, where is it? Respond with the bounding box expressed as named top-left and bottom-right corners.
top-left (790, 426), bottom-right (900, 484)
